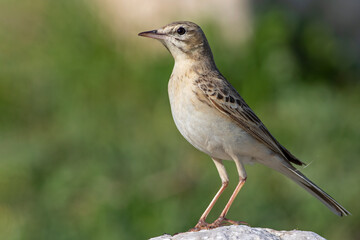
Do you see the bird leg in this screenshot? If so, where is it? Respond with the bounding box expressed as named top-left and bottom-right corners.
top-left (210, 158), bottom-right (248, 228)
top-left (209, 177), bottom-right (247, 228)
top-left (190, 181), bottom-right (228, 231)
top-left (189, 158), bottom-right (229, 232)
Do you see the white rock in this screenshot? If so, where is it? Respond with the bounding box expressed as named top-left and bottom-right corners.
top-left (150, 225), bottom-right (326, 240)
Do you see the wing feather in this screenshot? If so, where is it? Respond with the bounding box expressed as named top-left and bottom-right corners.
top-left (195, 72), bottom-right (305, 166)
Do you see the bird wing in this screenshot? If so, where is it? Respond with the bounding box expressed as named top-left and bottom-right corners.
top-left (195, 71), bottom-right (304, 166)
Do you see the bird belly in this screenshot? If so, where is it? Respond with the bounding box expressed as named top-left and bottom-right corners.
top-left (171, 101), bottom-right (232, 160)
top-left (169, 84), bottom-right (267, 163)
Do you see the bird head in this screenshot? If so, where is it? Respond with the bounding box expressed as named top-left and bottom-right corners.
top-left (138, 21), bottom-right (214, 64)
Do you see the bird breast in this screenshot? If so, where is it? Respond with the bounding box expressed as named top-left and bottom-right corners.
top-left (168, 71), bottom-right (257, 162)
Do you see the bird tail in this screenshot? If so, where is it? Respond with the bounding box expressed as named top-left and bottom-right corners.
top-left (265, 160), bottom-right (350, 216)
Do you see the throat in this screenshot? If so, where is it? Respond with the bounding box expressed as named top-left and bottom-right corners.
top-left (173, 57), bottom-right (216, 77)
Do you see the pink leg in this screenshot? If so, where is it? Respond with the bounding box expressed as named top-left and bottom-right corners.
top-left (190, 182), bottom-right (228, 231)
top-left (200, 181), bottom-right (229, 221)
top-left (210, 177), bottom-right (247, 228)
top-left (189, 158), bottom-right (229, 232)
top-left (219, 177), bottom-right (246, 218)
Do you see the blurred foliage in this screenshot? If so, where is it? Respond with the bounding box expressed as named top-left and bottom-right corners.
top-left (0, 1), bottom-right (359, 239)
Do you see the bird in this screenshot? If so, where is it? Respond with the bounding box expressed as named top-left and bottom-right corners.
top-left (138, 21), bottom-right (350, 231)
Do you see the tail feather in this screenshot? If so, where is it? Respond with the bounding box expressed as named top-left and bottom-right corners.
top-left (268, 161), bottom-right (350, 216)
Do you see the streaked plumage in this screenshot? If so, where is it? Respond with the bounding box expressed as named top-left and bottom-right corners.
top-left (139, 21), bottom-right (350, 231)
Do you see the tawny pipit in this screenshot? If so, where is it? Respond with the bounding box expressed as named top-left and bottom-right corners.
top-left (138, 21), bottom-right (350, 231)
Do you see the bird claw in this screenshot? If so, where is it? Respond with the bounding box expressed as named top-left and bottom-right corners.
top-left (189, 220), bottom-right (211, 232)
top-left (189, 218), bottom-right (248, 232)
top-left (209, 217), bottom-right (248, 229)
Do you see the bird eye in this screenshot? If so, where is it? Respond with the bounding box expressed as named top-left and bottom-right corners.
top-left (177, 27), bottom-right (186, 35)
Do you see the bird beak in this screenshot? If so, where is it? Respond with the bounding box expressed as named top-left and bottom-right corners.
top-left (138, 30), bottom-right (167, 40)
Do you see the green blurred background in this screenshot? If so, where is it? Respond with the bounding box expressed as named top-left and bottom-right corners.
top-left (1, 0), bottom-right (359, 239)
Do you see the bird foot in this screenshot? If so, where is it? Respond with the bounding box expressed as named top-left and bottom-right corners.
top-left (189, 218), bottom-right (248, 232)
top-left (189, 220), bottom-right (211, 232)
top-left (209, 217), bottom-right (248, 229)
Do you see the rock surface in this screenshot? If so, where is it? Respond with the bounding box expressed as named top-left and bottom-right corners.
top-left (150, 225), bottom-right (326, 240)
